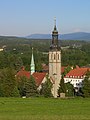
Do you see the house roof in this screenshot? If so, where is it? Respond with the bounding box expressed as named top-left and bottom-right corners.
top-left (32, 72), bottom-right (46, 86)
top-left (16, 68), bottom-right (30, 79)
top-left (65, 67), bottom-right (90, 78)
top-left (16, 68), bottom-right (46, 86)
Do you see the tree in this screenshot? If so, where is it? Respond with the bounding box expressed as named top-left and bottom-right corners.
top-left (17, 76), bottom-right (28, 97)
top-left (11, 86), bottom-right (20, 97)
top-left (65, 82), bottom-right (74, 97)
top-left (0, 68), bottom-right (20, 97)
top-left (40, 75), bottom-right (53, 97)
top-left (82, 71), bottom-right (90, 97)
top-left (62, 66), bottom-right (71, 77)
top-left (58, 77), bottom-right (66, 96)
top-left (8, 54), bottom-right (23, 71)
top-left (26, 75), bottom-right (38, 97)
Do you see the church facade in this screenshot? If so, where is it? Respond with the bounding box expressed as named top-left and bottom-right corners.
top-left (49, 19), bottom-right (61, 98)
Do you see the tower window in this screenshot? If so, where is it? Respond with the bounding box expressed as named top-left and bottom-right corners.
top-left (51, 54), bottom-right (53, 60)
top-left (58, 54), bottom-right (59, 60)
top-left (54, 54), bottom-right (56, 60)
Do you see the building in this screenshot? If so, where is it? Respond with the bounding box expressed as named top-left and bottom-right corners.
top-left (16, 48), bottom-right (46, 89)
top-left (16, 67), bottom-right (46, 89)
top-left (64, 67), bottom-right (90, 91)
top-left (16, 19), bottom-right (62, 97)
top-left (49, 18), bottom-right (61, 98)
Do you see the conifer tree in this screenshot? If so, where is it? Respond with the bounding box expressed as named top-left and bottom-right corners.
top-left (0, 68), bottom-right (20, 97)
top-left (26, 75), bottom-right (38, 97)
top-left (40, 75), bottom-right (53, 97)
top-left (58, 77), bottom-right (66, 95)
top-left (17, 76), bottom-right (28, 97)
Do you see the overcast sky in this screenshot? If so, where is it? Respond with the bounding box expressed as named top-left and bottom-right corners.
top-left (0, 0), bottom-right (90, 36)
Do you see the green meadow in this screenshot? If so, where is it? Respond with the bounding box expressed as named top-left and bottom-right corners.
top-left (0, 97), bottom-right (90, 120)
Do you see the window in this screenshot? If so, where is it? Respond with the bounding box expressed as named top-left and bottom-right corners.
top-left (54, 54), bottom-right (56, 60)
top-left (76, 83), bottom-right (79, 86)
top-left (76, 83), bottom-right (78, 86)
top-left (58, 54), bottom-right (59, 60)
top-left (51, 54), bottom-right (53, 60)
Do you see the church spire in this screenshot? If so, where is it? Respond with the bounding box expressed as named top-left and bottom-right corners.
top-left (50, 18), bottom-right (60, 50)
top-left (30, 47), bottom-right (35, 75)
top-left (54, 17), bottom-right (57, 31)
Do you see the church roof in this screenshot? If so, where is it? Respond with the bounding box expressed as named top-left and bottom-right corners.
top-left (16, 67), bottom-right (30, 79)
top-left (33, 72), bottom-right (46, 86)
top-left (16, 68), bottom-right (46, 86)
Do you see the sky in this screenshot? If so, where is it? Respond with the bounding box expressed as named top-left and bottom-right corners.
top-left (0, 0), bottom-right (90, 36)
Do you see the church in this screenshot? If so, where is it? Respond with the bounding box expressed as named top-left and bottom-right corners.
top-left (16, 19), bottom-right (61, 98)
top-left (49, 18), bottom-right (61, 97)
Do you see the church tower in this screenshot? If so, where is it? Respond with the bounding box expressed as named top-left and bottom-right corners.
top-left (31, 47), bottom-right (35, 75)
top-left (49, 18), bottom-right (61, 98)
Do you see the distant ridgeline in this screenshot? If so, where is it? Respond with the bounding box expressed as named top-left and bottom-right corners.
top-left (26, 32), bottom-right (90, 41)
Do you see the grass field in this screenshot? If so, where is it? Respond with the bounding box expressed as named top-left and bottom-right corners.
top-left (0, 97), bottom-right (90, 120)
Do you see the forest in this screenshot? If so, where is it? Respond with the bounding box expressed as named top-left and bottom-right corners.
top-left (0, 36), bottom-right (90, 71)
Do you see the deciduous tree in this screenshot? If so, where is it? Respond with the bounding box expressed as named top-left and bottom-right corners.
top-left (82, 71), bottom-right (90, 97)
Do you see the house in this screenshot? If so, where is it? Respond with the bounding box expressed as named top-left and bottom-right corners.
top-left (16, 65), bottom-right (67, 92)
top-left (16, 67), bottom-right (46, 89)
top-left (64, 67), bottom-right (90, 91)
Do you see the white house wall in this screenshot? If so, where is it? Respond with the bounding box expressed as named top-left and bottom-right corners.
top-left (64, 77), bottom-right (84, 88)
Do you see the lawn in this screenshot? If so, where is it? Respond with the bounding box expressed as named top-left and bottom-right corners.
top-left (0, 97), bottom-right (90, 120)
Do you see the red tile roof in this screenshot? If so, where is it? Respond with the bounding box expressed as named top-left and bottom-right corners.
top-left (32, 72), bottom-right (46, 86)
top-left (65, 68), bottom-right (90, 78)
top-left (16, 69), bottom-right (30, 79)
top-left (16, 68), bottom-right (46, 86)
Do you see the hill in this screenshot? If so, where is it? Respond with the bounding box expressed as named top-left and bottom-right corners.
top-left (26, 32), bottom-right (90, 41)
